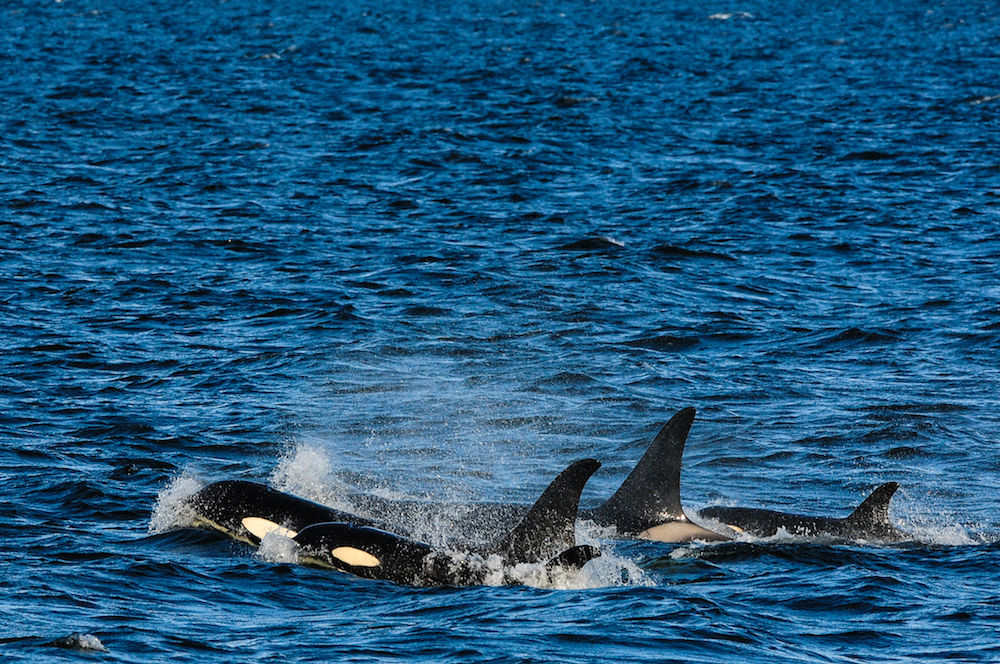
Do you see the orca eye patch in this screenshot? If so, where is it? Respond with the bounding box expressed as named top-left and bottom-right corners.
top-left (242, 517), bottom-right (298, 540)
top-left (330, 546), bottom-right (380, 568)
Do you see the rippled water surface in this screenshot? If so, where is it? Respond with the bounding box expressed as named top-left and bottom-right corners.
top-left (3, 0), bottom-right (1000, 661)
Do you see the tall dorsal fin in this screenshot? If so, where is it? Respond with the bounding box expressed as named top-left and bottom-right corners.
top-left (588, 407), bottom-right (694, 533)
top-left (492, 459), bottom-right (601, 563)
top-left (846, 482), bottom-right (899, 528)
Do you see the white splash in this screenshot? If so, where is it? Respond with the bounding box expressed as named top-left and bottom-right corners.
top-left (894, 516), bottom-right (981, 546)
top-left (426, 547), bottom-right (649, 590)
top-left (256, 531), bottom-right (300, 564)
top-left (549, 549), bottom-right (651, 590)
top-left (53, 633), bottom-right (108, 652)
top-left (888, 491), bottom-right (983, 546)
top-left (148, 472), bottom-right (204, 533)
top-left (269, 442), bottom-right (353, 510)
top-left (668, 538), bottom-right (731, 559)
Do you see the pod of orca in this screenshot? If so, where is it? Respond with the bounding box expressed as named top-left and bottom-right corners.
top-left (185, 459), bottom-right (602, 586)
top-left (177, 407), bottom-right (910, 586)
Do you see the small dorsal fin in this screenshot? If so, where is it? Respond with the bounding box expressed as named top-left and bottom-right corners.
top-left (588, 407), bottom-right (694, 533)
top-left (846, 482), bottom-right (899, 527)
top-left (544, 544), bottom-right (600, 573)
top-left (492, 459), bottom-right (601, 563)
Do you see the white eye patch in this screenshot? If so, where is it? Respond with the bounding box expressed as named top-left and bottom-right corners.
top-left (331, 547), bottom-right (380, 568)
top-left (242, 517), bottom-right (298, 540)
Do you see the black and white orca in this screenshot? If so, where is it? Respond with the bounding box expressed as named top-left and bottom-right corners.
top-left (698, 482), bottom-right (908, 542)
top-left (183, 459), bottom-right (602, 586)
top-left (345, 407), bottom-right (727, 543)
top-left (292, 522), bottom-right (598, 586)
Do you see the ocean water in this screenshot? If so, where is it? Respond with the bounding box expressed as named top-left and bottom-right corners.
top-left (3, 0), bottom-right (1000, 661)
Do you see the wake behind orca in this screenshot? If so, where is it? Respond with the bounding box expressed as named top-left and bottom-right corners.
top-left (182, 459), bottom-right (602, 586)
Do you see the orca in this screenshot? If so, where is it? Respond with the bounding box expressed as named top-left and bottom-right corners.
top-left (182, 459), bottom-right (603, 586)
top-left (345, 407), bottom-right (727, 543)
top-left (698, 482), bottom-right (908, 542)
top-left (293, 523), bottom-right (599, 586)
top-left (582, 407), bottom-right (726, 542)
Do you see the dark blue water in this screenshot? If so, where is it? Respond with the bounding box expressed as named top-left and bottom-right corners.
top-left (4, 0), bottom-right (1000, 660)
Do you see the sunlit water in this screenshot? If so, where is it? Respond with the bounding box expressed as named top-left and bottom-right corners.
top-left (3, 0), bottom-right (1000, 661)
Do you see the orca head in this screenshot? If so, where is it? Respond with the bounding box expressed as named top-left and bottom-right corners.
top-left (185, 481), bottom-right (280, 544)
top-left (293, 522), bottom-right (436, 583)
top-left (185, 480), bottom-right (379, 545)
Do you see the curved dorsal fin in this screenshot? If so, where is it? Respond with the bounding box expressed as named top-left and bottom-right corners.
top-left (846, 482), bottom-right (899, 528)
top-left (543, 544), bottom-right (600, 573)
top-left (589, 407), bottom-right (695, 533)
top-left (492, 459), bottom-right (601, 563)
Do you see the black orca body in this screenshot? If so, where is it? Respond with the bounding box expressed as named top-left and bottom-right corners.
top-left (294, 522), bottom-right (599, 586)
top-left (182, 459), bottom-right (603, 586)
top-left (346, 408), bottom-right (727, 543)
top-left (698, 482), bottom-right (908, 543)
top-left (186, 479), bottom-right (381, 546)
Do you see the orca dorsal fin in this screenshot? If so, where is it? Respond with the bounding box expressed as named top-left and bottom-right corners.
top-left (588, 407), bottom-right (695, 534)
top-left (492, 459), bottom-right (601, 563)
top-left (544, 544), bottom-right (600, 574)
top-left (846, 482), bottom-right (900, 528)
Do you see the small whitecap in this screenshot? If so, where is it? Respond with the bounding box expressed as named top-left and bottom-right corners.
top-left (708, 11), bottom-right (753, 20)
top-left (969, 93), bottom-right (1000, 106)
top-left (51, 633), bottom-right (109, 652)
